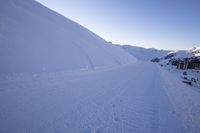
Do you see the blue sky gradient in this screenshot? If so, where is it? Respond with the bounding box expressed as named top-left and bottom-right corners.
top-left (36, 0), bottom-right (200, 50)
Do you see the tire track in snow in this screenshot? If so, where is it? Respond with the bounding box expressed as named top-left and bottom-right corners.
top-left (0, 62), bottom-right (186, 133)
top-left (73, 42), bottom-right (95, 70)
top-left (35, 62), bottom-right (185, 133)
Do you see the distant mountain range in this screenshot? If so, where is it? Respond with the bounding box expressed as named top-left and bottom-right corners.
top-left (119, 45), bottom-right (200, 67)
top-left (119, 45), bottom-right (170, 61)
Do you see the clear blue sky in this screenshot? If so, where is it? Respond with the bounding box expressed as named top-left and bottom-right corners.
top-left (36, 0), bottom-right (200, 50)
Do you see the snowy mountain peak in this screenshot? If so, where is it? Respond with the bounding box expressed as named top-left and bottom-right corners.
top-left (188, 47), bottom-right (200, 56)
top-left (165, 47), bottom-right (200, 60)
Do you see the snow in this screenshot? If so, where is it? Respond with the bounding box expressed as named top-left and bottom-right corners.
top-left (119, 45), bottom-right (170, 61)
top-left (1, 61), bottom-right (200, 133)
top-left (160, 68), bottom-right (200, 132)
top-left (0, 0), bottom-right (135, 74)
top-left (158, 47), bottom-right (200, 65)
top-left (171, 47), bottom-right (200, 59)
top-left (171, 50), bottom-right (193, 59)
top-left (1, 0), bottom-right (200, 133)
top-left (120, 45), bottom-right (200, 64)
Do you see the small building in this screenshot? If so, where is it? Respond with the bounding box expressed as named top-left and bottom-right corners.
top-left (175, 57), bottom-right (200, 70)
top-left (188, 58), bottom-right (200, 69)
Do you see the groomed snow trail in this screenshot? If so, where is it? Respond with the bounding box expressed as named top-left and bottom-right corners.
top-left (0, 62), bottom-right (199, 133)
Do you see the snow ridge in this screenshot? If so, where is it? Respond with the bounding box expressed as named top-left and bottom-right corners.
top-left (119, 45), bottom-right (170, 61)
top-left (0, 0), bottom-right (136, 74)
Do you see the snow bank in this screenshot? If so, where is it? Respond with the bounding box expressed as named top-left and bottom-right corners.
top-left (0, 0), bottom-right (136, 74)
top-left (160, 67), bottom-right (200, 133)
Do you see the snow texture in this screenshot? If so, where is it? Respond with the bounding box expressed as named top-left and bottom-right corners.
top-left (120, 45), bottom-right (200, 62)
top-left (0, 0), bottom-right (135, 74)
top-left (1, 0), bottom-right (200, 133)
top-left (1, 62), bottom-right (200, 133)
top-left (120, 45), bottom-right (170, 61)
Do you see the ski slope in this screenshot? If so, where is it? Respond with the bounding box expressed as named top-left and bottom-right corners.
top-left (1, 62), bottom-right (200, 133)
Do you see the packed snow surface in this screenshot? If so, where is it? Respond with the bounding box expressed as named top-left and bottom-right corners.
top-left (1, 62), bottom-right (200, 133)
top-left (0, 0), bottom-right (135, 74)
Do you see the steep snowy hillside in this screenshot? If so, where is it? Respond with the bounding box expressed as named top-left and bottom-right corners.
top-left (0, 0), bottom-right (135, 74)
top-left (119, 45), bottom-right (170, 61)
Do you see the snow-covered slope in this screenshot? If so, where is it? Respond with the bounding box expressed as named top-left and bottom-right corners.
top-left (1, 1), bottom-right (200, 133)
top-left (152, 47), bottom-right (200, 89)
top-left (156, 47), bottom-right (200, 66)
top-left (119, 45), bottom-right (170, 61)
top-left (163, 47), bottom-right (200, 60)
top-left (1, 62), bottom-right (200, 133)
top-left (0, 0), bottom-right (136, 74)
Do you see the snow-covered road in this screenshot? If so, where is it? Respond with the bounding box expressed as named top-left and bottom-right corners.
top-left (0, 62), bottom-right (200, 133)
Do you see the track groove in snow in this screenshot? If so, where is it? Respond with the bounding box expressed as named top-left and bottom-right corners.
top-left (0, 62), bottom-right (200, 133)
